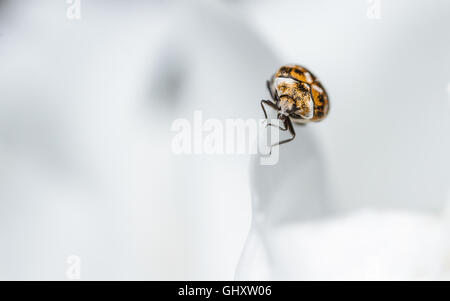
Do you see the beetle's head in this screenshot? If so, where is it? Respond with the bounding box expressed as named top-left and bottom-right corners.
top-left (277, 95), bottom-right (295, 117)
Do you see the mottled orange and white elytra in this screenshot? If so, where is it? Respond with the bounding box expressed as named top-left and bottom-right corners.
top-left (268, 64), bottom-right (329, 123)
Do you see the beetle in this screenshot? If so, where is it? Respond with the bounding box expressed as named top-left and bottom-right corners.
top-left (261, 64), bottom-right (329, 147)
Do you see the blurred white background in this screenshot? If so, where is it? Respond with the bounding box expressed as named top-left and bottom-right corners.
top-left (0, 0), bottom-right (449, 280)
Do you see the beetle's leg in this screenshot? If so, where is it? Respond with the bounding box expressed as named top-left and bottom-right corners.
top-left (261, 99), bottom-right (288, 130)
top-left (261, 99), bottom-right (277, 119)
top-left (269, 117), bottom-right (296, 152)
top-left (267, 118), bottom-right (288, 131)
top-left (279, 118), bottom-right (296, 145)
top-left (261, 100), bottom-right (281, 128)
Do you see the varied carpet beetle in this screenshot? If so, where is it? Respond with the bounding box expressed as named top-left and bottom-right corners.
top-left (262, 64), bottom-right (329, 147)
